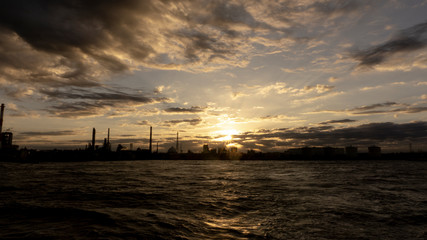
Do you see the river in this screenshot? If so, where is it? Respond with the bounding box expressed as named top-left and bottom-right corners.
top-left (1, 160), bottom-right (426, 239)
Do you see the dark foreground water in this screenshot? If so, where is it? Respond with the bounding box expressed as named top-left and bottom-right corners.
top-left (1, 160), bottom-right (426, 239)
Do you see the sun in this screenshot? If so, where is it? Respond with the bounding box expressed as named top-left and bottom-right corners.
top-left (214, 129), bottom-right (239, 142)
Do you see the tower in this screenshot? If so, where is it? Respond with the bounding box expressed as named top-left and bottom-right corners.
top-left (0, 103), bottom-right (4, 134)
top-left (92, 128), bottom-right (96, 150)
top-left (149, 126), bottom-right (152, 153)
top-left (176, 131), bottom-right (179, 151)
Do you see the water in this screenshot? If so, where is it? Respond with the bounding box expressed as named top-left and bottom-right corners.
top-left (1, 160), bottom-right (426, 239)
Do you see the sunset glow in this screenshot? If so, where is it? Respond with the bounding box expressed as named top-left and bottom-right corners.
top-left (0, 1), bottom-right (426, 152)
top-left (214, 129), bottom-right (239, 142)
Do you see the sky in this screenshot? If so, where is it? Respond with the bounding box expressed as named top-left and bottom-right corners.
top-left (1, 0), bottom-right (427, 152)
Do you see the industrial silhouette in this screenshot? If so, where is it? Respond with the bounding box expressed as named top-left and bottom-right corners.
top-left (0, 104), bottom-right (18, 150)
top-left (0, 102), bottom-right (426, 162)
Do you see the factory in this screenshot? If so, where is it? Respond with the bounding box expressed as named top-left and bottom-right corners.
top-left (0, 103), bottom-right (18, 150)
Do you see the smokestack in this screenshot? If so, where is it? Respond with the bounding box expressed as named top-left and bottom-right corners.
top-left (0, 104), bottom-right (4, 134)
top-left (149, 126), bottom-right (152, 153)
top-left (92, 128), bottom-right (96, 150)
top-left (176, 131), bottom-right (179, 151)
top-left (107, 128), bottom-right (110, 144)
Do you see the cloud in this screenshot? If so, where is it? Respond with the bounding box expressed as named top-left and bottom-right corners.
top-left (281, 67), bottom-right (305, 73)
top-left (328, 77), bottom-right (339, 83)
top-left (350, 101), bottom-right (399, 111)
top-left (39, 87), bottom-right (172, 118)
top-left (135, 120), bottom-right (150, 126)
top-left (360, 85), bottom-right (383, 91)
top-left (0, 0), bottom-right (376, 88)
top-left (353, 20), bottom-right (427, 70)
top-left (302, 84), bottom-right (335, 94)
top-left (319, 119), bottom-right (357, 125)
top-left (154, 85), bottom-right (165, 94)
top-left (259, 115), bottom-right (303, 123)
top-left (231, 92), bottom-right (249, 100)
top-left (253, 82), bottom-right (335, 96)
top-left (312, 1), bottom-right (364, 16)
top-left (40, 87), bottom-right (166, 103)
top-left (313, 101), bottom-right (427, 116)
top-left (45, 101), bottom-right (113, 118)
top-left (18, 130), bottom-right (76, 138)
top-left (163, 118), bottom-right (202, 126)
top-left (163, 106), bottom-right (206, 114)
top-left (233, 121), bottom-right (427, 151)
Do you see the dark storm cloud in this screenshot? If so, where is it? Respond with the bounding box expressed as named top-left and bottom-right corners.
top-left (0, 0), bottom-right (154, 87)
top-left (0, 0), bottom-right (154, 59)
top-left (319, 119), bottom-right (357, 125)
top-left (353, 21), bottom-right (427, 67)
top-left (0, 0), bottom-right (259, 86)
top-left (163, 106), bottom-right (205, 114)
top-left (0, 0), bottom-right (368, 85)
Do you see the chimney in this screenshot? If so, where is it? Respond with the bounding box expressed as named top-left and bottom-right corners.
top-left (176, 131), bottom-right (179, 151)
top-left (0, 104), bottom-right (4, 134)
top-left (149, 126), bottom-right (152, 153)
top-left (92, 128), bottom-right (96, 150)
top-left (107, 128), bottom-right (110, 144)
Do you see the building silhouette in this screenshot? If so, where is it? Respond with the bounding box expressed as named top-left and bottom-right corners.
top-left (1, 132), bottom-right (13, 148)
top-left (0, 104), bottom-right (17, 150)
top-left (202, 144), bottom-right (209, 153)
top-left (345, 146), bottom-right (358, 158)
top-left (368, 145), bottom-right (381, 157)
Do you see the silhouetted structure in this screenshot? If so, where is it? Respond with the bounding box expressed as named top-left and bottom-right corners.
top-left (91, 128), bottom-right (96, 151)
top-left (0, 104), bottom-right (18, 150)
top-left (345, 146), bottom-right (358, 158)
top-left (0, 103), bottom-right (4, 134)
top-left (203, 144), bottom-right (209, 153)
top-left (102, 128), bottom-right (111, 151)
top-left (149, 126), bottom-right (153, 153)
top-left (167, 146), bottom-right (177, 154)
top-left (0, 102), bottom-right (425, 162)
top-left (176, 131), bottom-right (179, 151)
top-left (285, 147), bottom-right (345, 159)
top-left (368, 145), bottom-right (381, 157)
top-left (1, 132), bottom-right (13, 148)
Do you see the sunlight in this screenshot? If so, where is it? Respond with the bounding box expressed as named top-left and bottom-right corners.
top-left (213, 129), bottom-right (239, 142)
